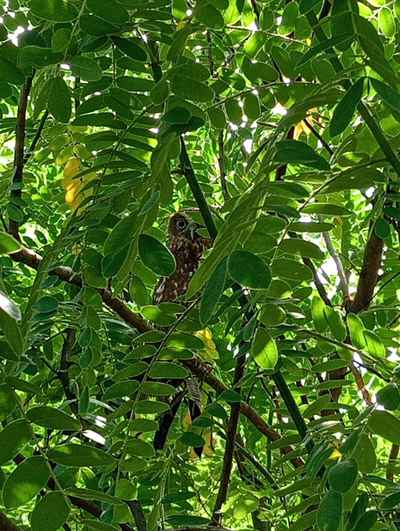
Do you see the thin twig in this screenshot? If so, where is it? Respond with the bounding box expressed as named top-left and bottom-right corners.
top-left (218, 131), bottom-right (229, 202)
top-left (303, 118), bottom-right (333, 156)
top-left (24, 110), bottom-right (48, 164)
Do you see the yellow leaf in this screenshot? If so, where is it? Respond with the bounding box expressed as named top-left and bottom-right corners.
top-left (329, 448), bottom-right (342, 460)
top-left (194, 328), bottom-right (219, 361)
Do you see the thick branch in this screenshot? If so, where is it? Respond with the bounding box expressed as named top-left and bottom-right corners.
top-left (9, 75), bottom-right (34, 239)
top-left (127, 500), bottom-right (147, 531)
top-left (0, 512), bottom-right (20, 531)
top-left (348, 232), bottom-right (383, 313)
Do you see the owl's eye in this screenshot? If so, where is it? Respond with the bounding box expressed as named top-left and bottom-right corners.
top-left (175, 218), bottom-right (187, 231)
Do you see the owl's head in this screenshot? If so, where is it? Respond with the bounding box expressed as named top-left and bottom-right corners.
top-left (169, 212), bottom-right (199, 240)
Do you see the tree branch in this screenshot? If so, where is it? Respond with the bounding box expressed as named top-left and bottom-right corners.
top-left (127, 500), bottom-right (148, 531)
top-left (9, 75), bottom-right (34, 239)
top-left (217, 131), bottom-right (229, 202)
top-left (212, 350), bottom-right (246, 524)
top-left (0, 512), bottom-right (20, 531)
top-left (348, 232), bottom-right (383, 313)
top-left (179, 137), bottom-right (218, 240)
top-left (9, 247), bottom-right (302, 465)
top-left (322, 229), bottom-right (349, 299)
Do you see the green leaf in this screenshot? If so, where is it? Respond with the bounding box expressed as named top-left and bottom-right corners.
top-left (111, 37), bottom-right (148, 62)
top-left (251, 328), bottom-right (279, 370)
top-left (141, 382), bottom-right (176, 396)
top-left (243, 93), bottom-right (261, 120)
top-left (302, 203), bottom-right (352, 216)
top-left (32, 296), bottom-right (59, 314)
top-left (329, 78), bottom-right (364, 137)
top-left (149, 361), bottom-right (189, 379)
top-left (0, 307), bottom-right (24, 357)
top-left (87, 0), bottom-right (129, 23)
top-left (171, 76), bottom-right (214, 102)
top-left (126, 439), bottom-right (155, 458)
top-left (138, 234), bottom-right (176, 276)
top-left (280, 238), bottom-right (324, 259)
top-left (0, 384), bottom-right (18, 420)
top-left (31, 0), bottom-right (77, 21)
top-left (27, 406), bottom-right (80, 431)
top-left (0, 420), bottom-right (32, 465)
top-left (311, 296), bottom-right (328, 332)
top-left (347, 314), bottom-right (366, 349)
top-left (317, 491), bottom-right (342, 531)
top-left (371, 78), bottom-right (400, 115)
top-left (3, 456), bottom-right (50, 508)
top-left (200, 259), bottom-right (227, 326)
top-left (47, 444), bottom-right (116, 467)
top-left (66, 488), bottom-right (123, 506)
top-left (376, 383), bottom-right (400, 410)
top-left (135, 400), bottom-right (169, 414)
top-left (351, 511), bottom-right (377, 531)
top-left (327, 459), bottom-right (358, 493)
top-left (164, 106), bottom-right (192, 125)
top-left (353, 433), bottom-right (376, 474)
top-left (130, 418), bottom-right (158, 432)
top-left (289, 222), bottom-right (334, 233)
top-left (364, 330), bottom-right (385, 357)
top-left (374, 218), bottom-right (390, 239)
top-left (228, 250), bottom-right (271, 289)
top-left (271, 258), bottom-right (313, 281)
top-left (275, 140), bottom-right (330, 170)
top-left (194, 3), bottom-right (225, 28)
top-left (378, 7), bottom-right (396, 38)
top-left (69, 56), bottom-right (102, 81)
top-left (0, 232), bottom-right (21, 254)
top-left (104, 212), bottom-right (137, 256)
top-left (368, 410), bottom-right (400, 444)
top-left (47, 78), bottom-right (71, 123)
top-left (180, 431), bottom-right (205, 447)
top-left (31, 491), bottom-right (70, 531)
top-left (103, 380), bottom-right (139, 400)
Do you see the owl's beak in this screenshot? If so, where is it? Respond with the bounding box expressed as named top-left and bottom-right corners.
top-left (186, 221), bottom-right (204, 240)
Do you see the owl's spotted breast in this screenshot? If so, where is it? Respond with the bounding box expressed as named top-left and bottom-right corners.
top-left (153, 214), bottom-right (212, 304)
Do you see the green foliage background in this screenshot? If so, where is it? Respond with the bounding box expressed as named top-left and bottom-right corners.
top-left (1, 0), bottom-right (400, 529)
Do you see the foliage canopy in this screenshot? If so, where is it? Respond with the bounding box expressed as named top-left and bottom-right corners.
top-left (1, 0), bottom-right (400, 529)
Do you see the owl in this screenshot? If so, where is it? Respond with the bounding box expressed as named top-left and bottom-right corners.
top-left (153, 212), bottom-right (212, 304)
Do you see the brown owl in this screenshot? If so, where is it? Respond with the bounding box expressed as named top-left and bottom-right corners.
top-left (153, 212), bottom-right (212, 304)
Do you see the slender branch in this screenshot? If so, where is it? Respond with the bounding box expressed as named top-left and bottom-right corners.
top-left (218, 131), bottom-right (229, 202)
top-left (127, 500), bottom-right (148, 531)
top-left (58, 328), bottom-right (78, 414)
top-left (272, 371), bottom-right (313, 452)
top-left (24, 110), bottom-right (48, 164)
top-left (9, 75), bottom-right (34, 239)
top-left (179, 137), bottom-right (218, 240)
top-left (212, 349), bottom-right (247, 524)
top-left (303, 118), bottom-right (333, 156)
top-left (387, 444), bottom-right (399, 482)
top-left (302, 257), bottom-right (332, 306)
top-left (322, 230), bottom-right (349, 299)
